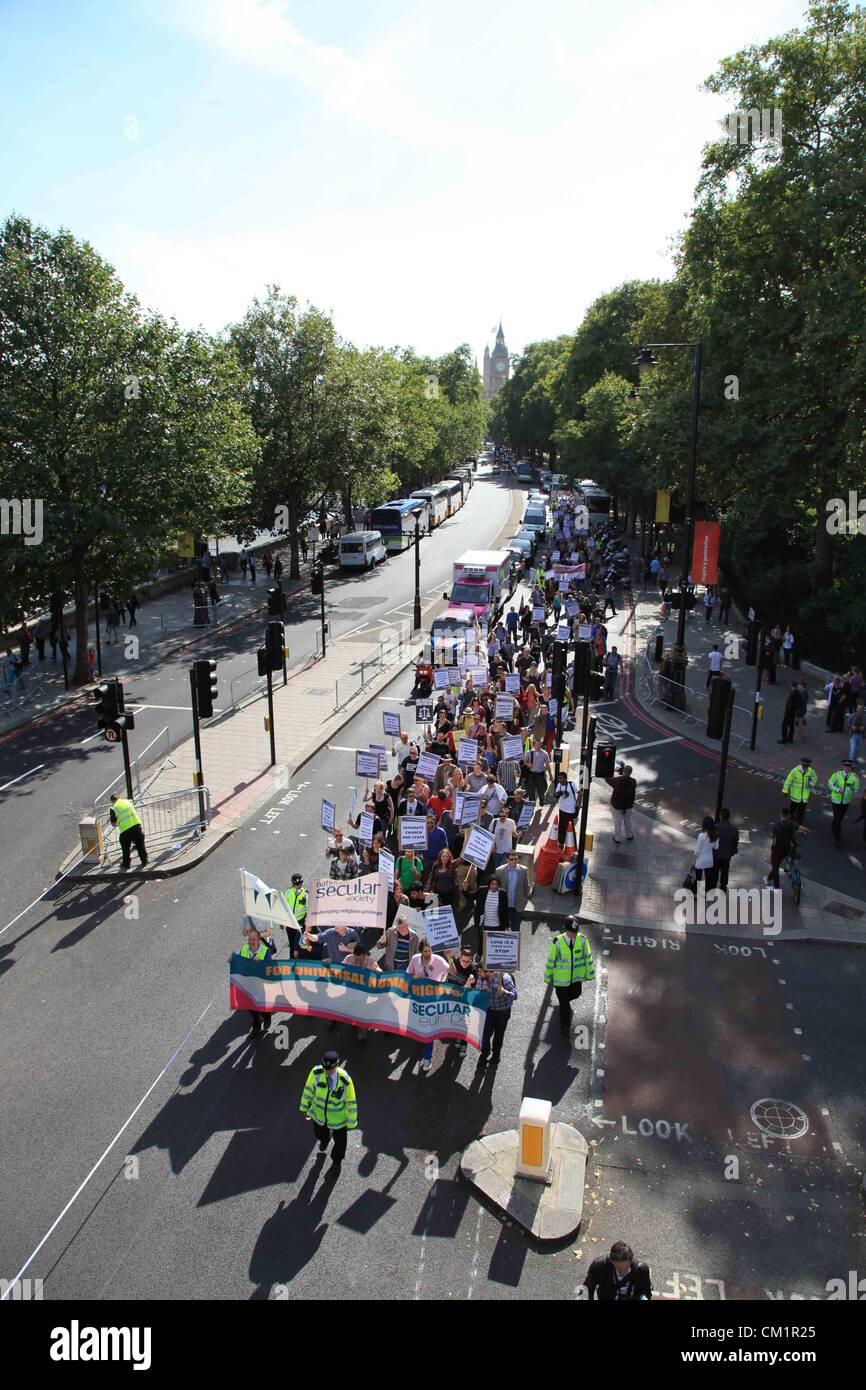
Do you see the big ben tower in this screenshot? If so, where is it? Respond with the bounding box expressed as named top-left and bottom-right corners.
top-left (483, 321), bottom-right (510, 400)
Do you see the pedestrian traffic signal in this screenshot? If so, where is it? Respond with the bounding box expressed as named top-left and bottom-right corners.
top-left (92, 678), bottom-right (134, 736)
top-left (707, 675), bottom-right (732, 739)
top-left (595, 742), bottom-right (616, 778)
top-left (266, 620), bottom-right (284, 672)
top-left (267, 585), bottom-right (286, 617)
top-left (194, 659), bottom-right (218, 718)
top-left (571, 641), bottom-right (591, 696)
top-left (257, 645), bottom-right (269, 677)
top-left (310, 563), bottom-right (324, 596)
top-left (745, 622), bottom-right (759, 666)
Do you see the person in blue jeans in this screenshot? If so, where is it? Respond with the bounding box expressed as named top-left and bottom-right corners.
top-left (407, 940), bottom-right (450, 1074)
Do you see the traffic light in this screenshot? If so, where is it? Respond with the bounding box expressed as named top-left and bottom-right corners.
top-left (571, 641), bottom-right (591, 696)
top-left (194, 659), bottom-right (218, 718)
top-left (265, 620), bottom-right (284, 672)
top-left (595, 742), bottom-right (617, 778)
top-left (257, 645), bottom-right (269, 677)
top-left (267, 585), bottom-right (286, 617)
top-left (745, 622), bottom-right (759, 665)
top-left (707, 675), bottom-right (732, 739)
top-left (92, 678), bottom-right (134, 736)
top-left (551, 639), bottom-right (567, 707)
top-left (310, 563), bottom-right (324, 596)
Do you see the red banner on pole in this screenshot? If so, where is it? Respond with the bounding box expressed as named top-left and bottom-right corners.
top-left (692, 521), bottom-right (720, 586)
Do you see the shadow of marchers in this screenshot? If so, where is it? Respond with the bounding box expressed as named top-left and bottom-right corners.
top-left (248, 1165), bottom-right (338, 1298)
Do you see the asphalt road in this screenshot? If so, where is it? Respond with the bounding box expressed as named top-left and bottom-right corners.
top-left (2, 618), bottom-right (864, 1301)
top-left (0, 470), bottom-right (516, 935)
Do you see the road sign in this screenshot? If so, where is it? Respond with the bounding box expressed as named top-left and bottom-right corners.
top-left (104, 728), bottom-right (120, 743)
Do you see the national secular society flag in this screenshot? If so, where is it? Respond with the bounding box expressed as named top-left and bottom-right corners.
top-left (240, 868), bottom-right (300, 931)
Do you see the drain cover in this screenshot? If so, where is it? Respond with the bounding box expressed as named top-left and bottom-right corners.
top-left (749, 1098), bottom-right (809, 1140)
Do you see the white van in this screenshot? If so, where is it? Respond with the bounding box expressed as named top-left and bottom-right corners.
top-left (338, 530), bottom-right (387, 569)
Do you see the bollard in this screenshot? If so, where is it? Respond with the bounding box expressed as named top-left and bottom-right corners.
top-left (78, 815), bottom-right (103, 859)
top-left (653, 630), bottom-right (664, 663)
top-left (515, 1097), bottom-right (553, 1183)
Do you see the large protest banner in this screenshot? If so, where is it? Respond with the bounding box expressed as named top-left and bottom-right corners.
top-left (306, 871), bottom-right (388, 934)
top-left (241, 869), bottom-right (300, 931)
top-left (229, 955), bottom-right (489, 1048)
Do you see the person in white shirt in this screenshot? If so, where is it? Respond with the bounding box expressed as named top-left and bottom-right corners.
top-left (492, 807), bottom-right (517, 866)
top-left (484, 774), bottom-right (508, 815)
top-left (706, 644), bottom-right (723, 689)
top-left (692, 816), bottom-right (719, 890)
top-left (407, 940), bottom-right (450, 1073)
top-left (553, 772), bottom-right (579, 847)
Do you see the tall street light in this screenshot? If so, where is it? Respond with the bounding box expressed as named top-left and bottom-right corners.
top-left (413, 516), bottom-right (422, 632)
top-left (633, 341), bottom-right (703, 673)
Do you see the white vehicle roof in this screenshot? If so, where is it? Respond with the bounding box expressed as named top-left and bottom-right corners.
top-left (340, 531), bottom-right (382, 543)
top-left (455, 550), bottom-right (510, 567)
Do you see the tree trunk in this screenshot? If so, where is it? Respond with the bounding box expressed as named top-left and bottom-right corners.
top-left (342, 485), bottom-right (353, 531)
top-left (73, 567), bottom-right (90, 685)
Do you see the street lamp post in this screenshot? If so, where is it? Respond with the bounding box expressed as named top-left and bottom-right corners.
top-left (413, 517), bottom-right (422, 632)
top-left (633, 340), bottom-right (703, 669)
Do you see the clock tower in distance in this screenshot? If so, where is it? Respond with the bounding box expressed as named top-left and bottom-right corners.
top-left (483, 321), bottom-right (510, 400)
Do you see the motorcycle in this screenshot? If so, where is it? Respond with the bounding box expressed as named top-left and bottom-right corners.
top-left (407, 654), bottom-right (433, 703)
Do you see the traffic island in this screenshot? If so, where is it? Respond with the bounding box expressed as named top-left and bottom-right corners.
top-left (460, 1121), bottom-right (589, 1243)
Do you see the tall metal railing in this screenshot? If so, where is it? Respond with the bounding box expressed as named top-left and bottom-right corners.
top-left (333, 635), bottom-right (407, 713)
top-left (97, 786), bottom-right (210, 854)
top-left (92, 726), bottom-right (173, 811)
top-left (641, 651), bottom-right (751, 747)
top-left (229, 664), bottom-right (267, 708)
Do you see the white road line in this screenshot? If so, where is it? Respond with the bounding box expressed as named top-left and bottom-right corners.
top-left (0, 764), bottom-right (45, 791)
top-left (79, 732), bottom-right (102, 746)
top-left (1, 995), bottom-right (219, 1298)
top-left (129, 704), bottom-right (194, 713)
top-left (617, 736), bottom-right (681, 754)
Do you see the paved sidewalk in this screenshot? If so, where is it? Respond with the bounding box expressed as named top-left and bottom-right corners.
top-left (0, 548), bottom-right (303, 737)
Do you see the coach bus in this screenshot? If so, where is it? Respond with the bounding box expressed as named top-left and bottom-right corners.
top-left (366, 497), bottom-right (429, 553)
top-left (576, 481), bottom-right (612, 525)
top-left (410, 485), bottom-right (450, 528)
top-left (440, 478), bottom-right (464, 514)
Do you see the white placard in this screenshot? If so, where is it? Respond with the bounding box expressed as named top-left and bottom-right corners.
top-left (552, 550), bottom-right (560, 562)
top-left (422, 906), bottom-right (460, 953)
top-left (578, 624), bottom-right (592, 640)
top-left (468, 667), bottom-right (488, 686)
top-left (532, 606), bottom-right (545, 622)
top-left (370, 743), bottom-right (388, 771)
top-left (548, 698), bottom-right (558, 715)
top-left (416, 701), bottom-right (434, 723)
top-left (517, 799), bottom-right (537, 829)
top-left (556, 623), bottom-right (570, 640)
top-left (545, 671), bottom-right (553, 688)
top-left (500, 734), bottom-right (524, 761)
top-left (359, 811), bottom-right (375, 845)
top-left (545, 569), bottom-right (555, 579)
top-left (458, 738), bottom-right (479, 765)
top-left (321, 799), bottom-right (335, 833)
top-left (565, 601), bottom-right (579, 619)
top-left (383, 710), bottom-right (401, 737)
top-left (415, 751), bottom-right (441, 782)
top-left (355, 750), bottom-right (380, 778)
top-left (379, 848), bottom-right (395, 889)
top-left (434, 668), bottom-right (450, 689)
top-left (447, 665), bottom-right (460, 685)
top-left (453, 792), bottom-right (465, 822)
top-left (495, 695), bottom-right (514, 719)
top-left (399, 816), bottom-right (429, 849)
top-left (460, 793), bottom-right (482, 826)
top-left (504, 673), bottom-right (520, 693)
top-left (484, 932), bottom-right (521, 969)
top-left (463, 824), bottom-right (495, 871)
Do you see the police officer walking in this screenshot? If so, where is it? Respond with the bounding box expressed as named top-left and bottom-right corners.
top-left (544, 915), bottom-right (595, 1038)
top-left (828, 759), bottom-right (861, 848)
top-left (109, 792), bottom-right (148, 870)
top-left (782, 756), bottom-right (818, 825)
top-left (299, 1050), bottom-right (358, 1172)
top-left (283, 873), bottom-right (308, 958)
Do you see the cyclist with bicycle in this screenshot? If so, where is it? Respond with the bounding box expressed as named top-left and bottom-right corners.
top-left (766, 807), bottom-right (807, 889)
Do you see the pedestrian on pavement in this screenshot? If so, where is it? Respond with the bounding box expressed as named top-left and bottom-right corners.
top-left (782, 756), bottom-right (817, 824)
top-left (702, 588), bottom-right (715, 624)
top-left (407, 939), bottom-right (450, 1073)
top-left (109, 792), bottom-right (148, 870)
top-left (693, 816), bottom-right (720, 890)
top-left (300, 530), bottom-right (309, 563)
top-left (552, 770), bottom-right (579, 847)
top-left (849, 703), bottom-right (865, 764)
top-left (3, 647), bottom-right (24, 707)
top-left (795, 682), bottom-right (808, 741)
top-left (779, 680), bottom-right (800, 745)
top-left (201, 549), bottom-right (212, 581)
top-left (712, 808), bottom-right (739, 890)
top-left (19, 622), bottom-right (31, 666)
top-left (273, 555), bottom-right (283, 584)
top-left (34, 620), bottom-right (48, 661)
top-left (828, 759), bottom-right (860, 848)
top-left (717, 588), bottom-right (731, 625)
top-left (230, 921), bottom-right (277, 1036)
top-left (248, 553), bottom-right (256, 584)
top-left (299, 1050), bottom-right (357, 1172)
top-left (782, 626), bottom-right (795, 665)
top-left (495, 851), bottom-right (529, 932)
top-left (106, 603), bottom-right (120, 645)
top-left (262, 548), bottom-right (273, 578)
top-left (476, 965), bottom-right (517, 1070)
top-left (219, 554), bottom-right (230, 584)
top-left (607, 762), bottom-right (636, 843)
top-left (544, 916), bottom-right (595, 1038)
top-left (603, 645), bottom-right (621, 698)
top-left (706, 644), bottom-right (723, 688)
top-left (584, 1243), bottom-right (652, 1301)
top-left (87, 645), bottom-right (97, 681)
top-left (767, 808), bottom-right (801, 888)
top-left (283, 873), bottom-right (308, 957)
top-left (127, 593), bottom-right (139, 627)
top-left (239, 547), bottom-right (249, 579)
top-left (762, 636), bottom-right (777, 685)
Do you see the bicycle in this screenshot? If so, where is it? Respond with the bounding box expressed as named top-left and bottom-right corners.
top-left (783, 846), bottom-right (802, 904)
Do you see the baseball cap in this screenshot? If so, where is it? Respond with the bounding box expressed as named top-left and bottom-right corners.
top-left (322, 1050), bottom-right (340, 1069)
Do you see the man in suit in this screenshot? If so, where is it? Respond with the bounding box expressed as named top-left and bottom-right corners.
top-left (495, 851), bottom-right (530, 932)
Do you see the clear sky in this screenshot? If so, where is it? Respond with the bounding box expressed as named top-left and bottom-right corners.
top-left (0, 0), bottom-right (808, 368)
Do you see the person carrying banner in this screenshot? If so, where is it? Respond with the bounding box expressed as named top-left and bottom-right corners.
top-left (476, 965), bottom-right (517, 1069)
top-left (407, 939), bottom-right (450, 1074)
top-left (299, 1050), bottom-right (358, 1171)
top-left (283, 873), bottom-right (307, 958)
top-left (228, 921), bottom-right (276, 1037)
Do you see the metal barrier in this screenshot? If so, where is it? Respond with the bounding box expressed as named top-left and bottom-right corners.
top-left (334, 636), bottom-right (407, 713)
top-left (97, 785), bottom-right (210, 854)
top-left (92, 727), bottom-right (173, 811)
top-left (230, 664), bottom-right (267, 708)
top-left (641, 653), bottom-right (751, 747)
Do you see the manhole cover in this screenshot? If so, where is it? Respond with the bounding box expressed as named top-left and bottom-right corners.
top-left (749, 1098), bottom-right (809, 1140)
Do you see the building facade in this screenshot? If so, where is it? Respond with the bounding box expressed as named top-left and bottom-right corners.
top-left (482, 322), bottom-right (510, 400)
